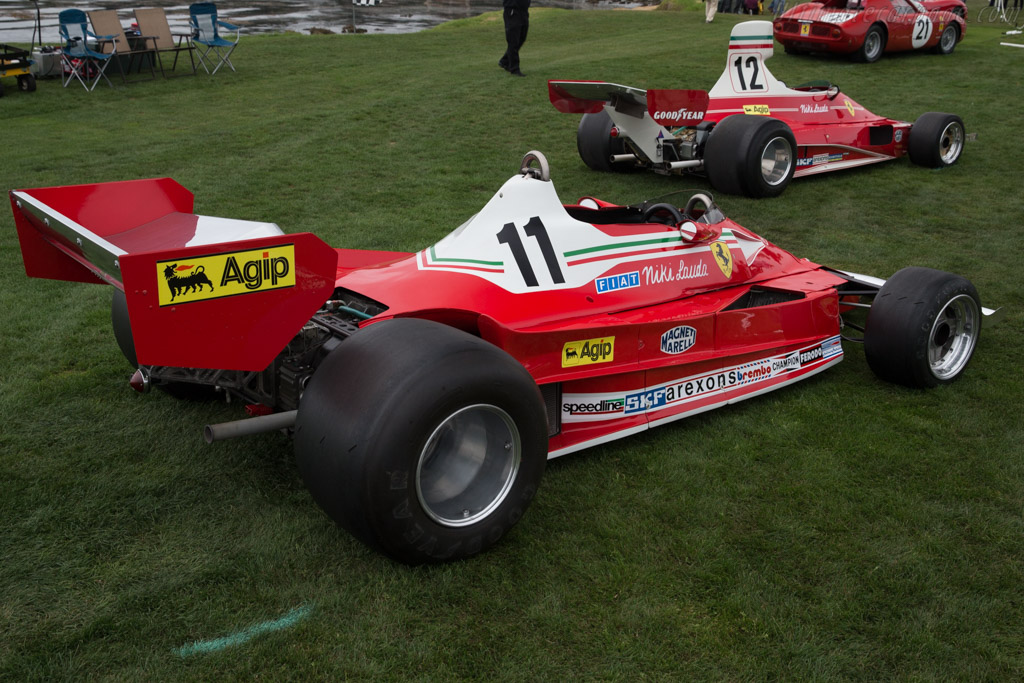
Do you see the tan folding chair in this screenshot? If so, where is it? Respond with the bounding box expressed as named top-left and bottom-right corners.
top-left (134, 8), bottom-right (196, 76)
top-left (88, 9), bottom-right (156, 81)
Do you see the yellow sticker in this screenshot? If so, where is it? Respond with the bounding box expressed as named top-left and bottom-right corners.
top-left (800, 23), bottom-right (810, 36)
top-left (742, 104), bottom-right (771, 116)
top-left (844, 99), bottom-right (856, 117)
top-left (156, 244), bottom-right (296, 306)
top-left (711, 241), bottom-right (733, 279)
top-left (562, 337), bottom-right (615, 368)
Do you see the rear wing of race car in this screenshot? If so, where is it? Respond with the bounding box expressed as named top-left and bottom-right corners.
top-left (10, 179), bottom-right (338, 371)
top-left (548, 80), bottom-right (710, 127)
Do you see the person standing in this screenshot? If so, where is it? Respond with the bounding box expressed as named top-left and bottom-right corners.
top-left (499, 0), bottom-right (530, 77)
top-left (705, 0), bottom-right (718, 23)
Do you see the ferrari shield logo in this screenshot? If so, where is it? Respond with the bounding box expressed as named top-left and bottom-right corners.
top-left (711, 241), bottom-right (733, 279)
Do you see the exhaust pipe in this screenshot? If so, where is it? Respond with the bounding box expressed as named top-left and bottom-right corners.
top-left (204, 410), bottom-right (297, 443)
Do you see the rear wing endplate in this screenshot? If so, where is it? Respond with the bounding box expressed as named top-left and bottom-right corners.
top-left (10, 179), bottom-right (339, 371)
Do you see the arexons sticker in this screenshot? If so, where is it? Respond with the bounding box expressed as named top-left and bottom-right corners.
top-left (562, 337), bottom-right (615, 368)
top-left (156, 244), bottom-right (295, 306)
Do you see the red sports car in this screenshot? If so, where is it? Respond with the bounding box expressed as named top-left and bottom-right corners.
top-left (9, 152), bottom-right (1000, 564)
top-left (774, 0), bottom-right (966, 62)
top-left (550, 21), bottom-right (965, 198)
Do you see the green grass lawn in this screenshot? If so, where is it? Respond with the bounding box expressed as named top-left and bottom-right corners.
top-left (1, 5), bottom-right (1022, 679)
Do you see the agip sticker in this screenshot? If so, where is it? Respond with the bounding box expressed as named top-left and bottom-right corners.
top-left (562, 337), bottom-right (615, 368)
top-left (156, 244), bottom-right (296, 306)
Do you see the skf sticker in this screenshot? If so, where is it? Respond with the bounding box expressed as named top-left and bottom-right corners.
top-left (562, 337), bottom-right (615, 368)
top-left (743, 104), bottom-right (771, 116)
top-left (157, 245), bottom-right (295, 306)
top-left (711, 241), bottom-right (733, 279)
top-left (844, 99), bottom-right (855, 117)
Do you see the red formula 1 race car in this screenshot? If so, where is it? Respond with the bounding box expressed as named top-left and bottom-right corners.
top-left (773, 0), bottom-right (965, 62)
top-left (9, 152), bottom-right (1001, 564)
top-left (549, 21), bottom-right (965, 198)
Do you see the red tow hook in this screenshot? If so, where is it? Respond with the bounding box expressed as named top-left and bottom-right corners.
top-left (129, 368), bottom-right (150, 393)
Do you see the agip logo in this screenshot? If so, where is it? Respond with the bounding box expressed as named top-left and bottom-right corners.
top-left (562, 337), bottom-right (615, 368)
top-left (157, 244), bottom-right (295, 306)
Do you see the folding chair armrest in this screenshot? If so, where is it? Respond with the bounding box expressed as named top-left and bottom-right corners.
top-left (217, 20), bottom-right (240, 30)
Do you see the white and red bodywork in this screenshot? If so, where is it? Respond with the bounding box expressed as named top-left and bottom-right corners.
top-left (10, 166), bottom-right (861, 459)
top-left (550, 20), bottom-right (927, 180)
top-left (774, 0), bottom-right (965, 57)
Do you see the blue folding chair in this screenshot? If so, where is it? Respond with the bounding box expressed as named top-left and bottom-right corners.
top-left (59, 9), bottom-right (117, 90)
top-left (189, 3), bottom-right (240, 74)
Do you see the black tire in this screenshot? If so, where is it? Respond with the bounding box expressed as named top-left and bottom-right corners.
top-left (576, 109), bottom-right (633, 173)
top-left (0, 82), bottom-right (5, 98)
top-left (704, 115), bottom-right (796, 198)
top-left (908, 113), bottom-right (964, 168)
top-left (864, 267), bottom-right (981, 388)
top-left (112, 289), bottom-right (217, 399)
top-left (294, 318), bottom-right (549, 564)
top-left (17, 73), bottom-right (37, 92)
top-left (857, 25), bottom-right (886, 63)
top-left (933, 24), bottom-right (958, 55)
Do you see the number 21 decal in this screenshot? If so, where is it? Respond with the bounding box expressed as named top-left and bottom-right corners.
top-left (496, 217), bottom-right (565, 287)
top-left (911, 15), bottom-right (932, 48)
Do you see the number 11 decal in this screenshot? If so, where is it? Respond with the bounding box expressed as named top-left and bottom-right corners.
top-left (496, 217), bottom-right (566, 287)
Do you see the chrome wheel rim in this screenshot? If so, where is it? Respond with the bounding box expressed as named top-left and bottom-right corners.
top-left (416, 404), bottom-right (520, 527)
top-left (864, 32), bottom-right (882, 60)
top-left (940, 27), bottom-right (956, 52)
top-left (928, 294), bottom-right (979, 380)
top-left (760, 136), bottom-right (793, 186)
top-left (938, 121), bottom-right (964, 164)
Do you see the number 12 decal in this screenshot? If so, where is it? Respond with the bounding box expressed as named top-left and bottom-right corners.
top-left (733, 55), bottom-right (764, 92)
top-left (496, 217), bottom-right (565, 287)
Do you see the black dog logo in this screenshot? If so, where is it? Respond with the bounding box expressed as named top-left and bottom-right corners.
top-left (163, 263), bottom-right (214, 301)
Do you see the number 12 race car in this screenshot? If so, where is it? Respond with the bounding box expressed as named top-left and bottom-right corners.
top-left (549, 21), bottom-right (965, 198)
top-left (10, 152), bottom-right (1000, 564)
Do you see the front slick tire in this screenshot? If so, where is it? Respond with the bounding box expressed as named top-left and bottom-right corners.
top-left (909, 112), bottom-right (965, 168)
top-left (294, 318), bottom-right (548, 565)
top-left (864, 267), bottom-right (981, 388)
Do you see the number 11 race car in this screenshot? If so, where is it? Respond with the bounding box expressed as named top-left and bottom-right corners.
top-left (10, 152), bottom-right (1001, 564)
top-left (549, 21), bottom-right (965, 198)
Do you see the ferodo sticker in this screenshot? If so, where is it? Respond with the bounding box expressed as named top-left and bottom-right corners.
top-left (156, 244), bottom-right (295, 306)
top-left (562, 337), bottom-right (615, 368)
top-left (742, 104), bottom-right (771, 116)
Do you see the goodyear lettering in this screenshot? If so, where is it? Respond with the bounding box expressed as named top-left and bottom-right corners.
top-left (562, 337), bottom-right (615, 368)
top-left (660, 325), bottom-right (697, 355)
top-left (653, 108), bottom-right (703, 122)
top-left (743, 104), bottom-right (771, 116)
top-left (156, 244), bottom-right (296, 306)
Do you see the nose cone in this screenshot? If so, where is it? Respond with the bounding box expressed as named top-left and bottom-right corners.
top-left (129, 369), bottom-right (150, 393)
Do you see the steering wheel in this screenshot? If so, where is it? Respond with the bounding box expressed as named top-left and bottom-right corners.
top-left (520, 150), bottom-right (550, 181)
top-left (642, 202), bottom-right (685, 225)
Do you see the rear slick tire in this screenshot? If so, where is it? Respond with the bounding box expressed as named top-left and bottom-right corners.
top-left (864, 267), bottom-right (981, 388)
top-left (704, 115), bottom-right (796, 198)
top-left (908, 113), bottom-right (965, 168)
top-left (576, 109), bottom-right (634, 172)
top-left (294, 318), bottom-right (549, 564)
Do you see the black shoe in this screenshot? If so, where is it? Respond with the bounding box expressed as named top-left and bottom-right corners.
top-left (510, 69), bottom-right (525, 77)
top-left (498, 59), bottom-right (509, 71)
